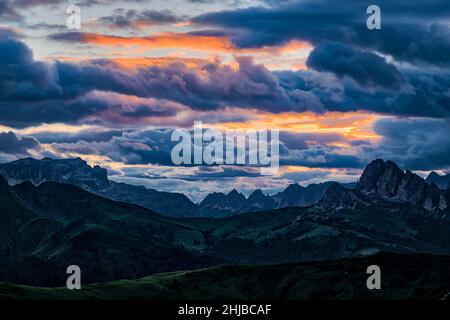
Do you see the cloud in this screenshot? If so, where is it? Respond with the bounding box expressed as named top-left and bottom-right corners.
top-left (0, 1), bottom-right (22, 21)
top-left (364, 118), bottom-right (450, 170)
top-left (275, 68), bottom-right (450, 118)
top-left (306, 41), bottom-right (405, 88)
top-left (0, 131), bottom-right (40, 155)
top-left (2, 31), bottom-right (450, 130)
top-left (50, 129), bottom-right (176, 165)
top-left (97, 9), bottom-right (183, 29)
top-left (0, 0), bottom-right (64, 21)
top-left (31, 129), bottom-right (125, 144)
top-left (281, 146), bottom-right (364, 169)
top-left (193, 0), bottom-right (450, 66)
top-left (0, 34), bottom-right (320, 127)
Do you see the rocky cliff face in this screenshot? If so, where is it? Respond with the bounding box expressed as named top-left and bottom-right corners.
top-left (0, 157), bottom-right (109, 190)
top-left (357, 159), bottom-right (447, 211)
top-left (0, 158), bottom-right (199, 218)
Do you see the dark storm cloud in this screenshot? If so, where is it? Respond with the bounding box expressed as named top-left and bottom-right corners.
top-left (193, 0), bottom-right (450, 66)
top-left (47, 45), bottom-right (309, 112)
top-left (2, 34), bottom-right (330, 127)
top-left (2, 31), bottom-right (450, 128)
top-left (364, 118), bottom-right (450, 170)
top-left (0, 131), bottom-right (40, 155)
top-left (275, 66), bottom-right (450, 117)
top-left (306, 41), bottom-right (405, 88)
top-left (51, 129), bottom-right (176, 166)
top-left (0, 35), bottom-right (184, 127)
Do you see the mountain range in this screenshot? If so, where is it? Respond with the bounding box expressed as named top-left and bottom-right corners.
top-left (1, 158), bottom-right (450, 287)
top-left (197, 181), bottom-right (350, 217)
top-left (0, 157), bottom-right (355, 218)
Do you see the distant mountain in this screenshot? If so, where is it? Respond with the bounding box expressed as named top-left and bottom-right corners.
top-left (242, 189), bottom-right (276, 213)
top-left (426, 171), bottom-right (450, 189)
top-left (0, 158), bottom-right (199, 218)
top-left (198, 189), bottom-right (247, 217)
top-left (198, 182), bottom-right (338, 217)
top-left (272, 182), bottom-right (335, 208)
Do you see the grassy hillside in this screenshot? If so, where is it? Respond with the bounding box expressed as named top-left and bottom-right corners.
top-left (1, 252), bottom-right (449, 300)
top-left (3, 175), bottom-right (450, 288)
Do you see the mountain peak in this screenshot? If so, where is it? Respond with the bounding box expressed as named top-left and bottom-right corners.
top-left (356, 159), bottom-right (447, 211)
top-left (248, 189), bottom-right (265, 198)
top-left (227, 189), bottom-right (246, 201)
top-left (228, 189), bottom-right (241, 195)
top-left (280, 183), bottom-right (304, 197)
top-left (427, 171), bottom-right (441, 179)
top-left (358, 159), bottom-right (404, 195)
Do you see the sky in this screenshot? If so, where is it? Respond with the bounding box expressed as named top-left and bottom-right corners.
top-left (0, 0), bottom-right (449, 202)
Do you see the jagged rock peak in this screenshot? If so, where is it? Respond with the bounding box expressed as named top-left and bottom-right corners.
top-left (358, 159), bottom-right (404, 195)
top-left (357, 159), bottom-right (447, 211)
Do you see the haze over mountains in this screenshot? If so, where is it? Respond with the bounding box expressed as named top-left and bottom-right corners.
top-left (1, 157), bottom-right (450, 287)
top-left (0, 157), bottom-right (354, 218)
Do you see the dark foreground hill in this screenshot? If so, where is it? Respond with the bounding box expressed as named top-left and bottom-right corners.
top-left (0, 175), bottom-right (219, 286)
top-left (1, 252), bottom-right (449, 300)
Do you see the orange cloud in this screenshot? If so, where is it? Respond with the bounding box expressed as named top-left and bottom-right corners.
top-left (205, 111), bottom-right (384, 148)
top-left (79, 32), bottom-right (236, 52)
top-left (49, 32), bottom-right (312, 71)
top-left (67, 32), bottom-right (311, 57)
